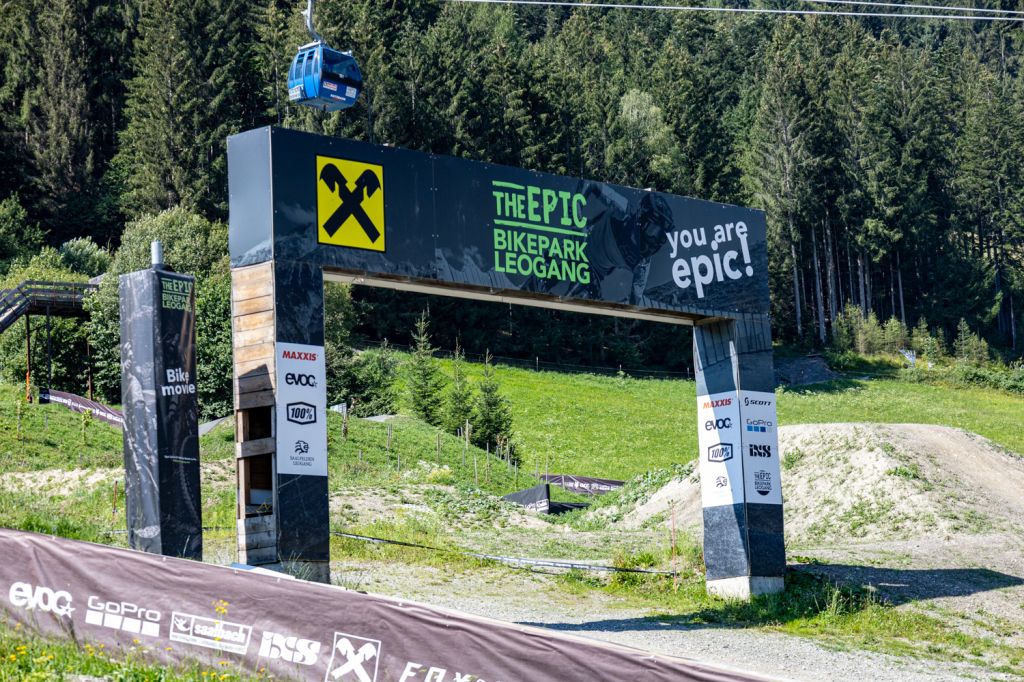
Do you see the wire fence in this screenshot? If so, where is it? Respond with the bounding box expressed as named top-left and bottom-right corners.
top-left (351, 340), bottom-right (694, 379)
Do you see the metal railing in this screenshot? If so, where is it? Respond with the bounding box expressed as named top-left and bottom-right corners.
top-left (0, 280), bottom-right (97, 334)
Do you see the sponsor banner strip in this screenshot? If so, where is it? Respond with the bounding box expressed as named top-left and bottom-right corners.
top-left (539, 474), bottom-right (625, 495)
top-left (38, 389), bottom-right (124, 428)
top-left (0, 528), bottom-right (766, 682)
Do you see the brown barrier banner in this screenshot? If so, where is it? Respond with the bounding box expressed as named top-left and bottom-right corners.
top-left (0, 529), bottom-right (769, 682)
top-left (38, 389), bottom-right (124, 428)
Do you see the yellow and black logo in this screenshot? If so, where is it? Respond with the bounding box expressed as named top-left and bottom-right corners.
top-left (316, 155), bottom-right (385, 251)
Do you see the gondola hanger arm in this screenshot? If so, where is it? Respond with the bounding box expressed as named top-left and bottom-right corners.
top-left (302, 0), bottom-right (322, 43)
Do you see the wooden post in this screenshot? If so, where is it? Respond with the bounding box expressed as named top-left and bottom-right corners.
top-left (24, 314), bottom-right (31, 403)
top-left (342, 406), bottom-right (349, 440)
top-left (86, 338), bottom-right (93, 400)
top-left (436, 432), bottom-right (441, 465)
top-left (671, 507), bottom-right (679, 591)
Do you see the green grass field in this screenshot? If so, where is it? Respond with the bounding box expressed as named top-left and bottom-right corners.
top-left (443, 361), bottom-right (1024, 480)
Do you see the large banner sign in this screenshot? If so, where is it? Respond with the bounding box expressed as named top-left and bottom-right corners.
top-left (228, 127), bottom-right (769, 320)
top-left (0, 529), bottom-right (763, 682)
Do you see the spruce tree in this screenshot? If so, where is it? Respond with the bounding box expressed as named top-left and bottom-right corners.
top-left (470, 350), bottom-right (512, 451)
top-left (406, 312), bottom-right (447, 427)
top-left (444, 341), bottom-right (474, 435)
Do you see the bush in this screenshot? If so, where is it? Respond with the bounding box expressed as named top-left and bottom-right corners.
top-left (58, 237), bottom-right (111, 277)
top-left (84, 207), bottom-right (229, 408)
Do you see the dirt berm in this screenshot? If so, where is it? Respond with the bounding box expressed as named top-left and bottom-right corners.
top-left (614, 423), bottom-right (1024, 645)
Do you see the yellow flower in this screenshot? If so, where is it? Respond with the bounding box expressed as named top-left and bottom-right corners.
top-left (133, 638), bottom-right (140, 644)
top-left (7, 654), bottom-right (15, 661)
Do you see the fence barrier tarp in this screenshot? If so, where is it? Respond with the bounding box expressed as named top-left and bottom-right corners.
top-left (540, 474), bottom-right (625, 495)
top-left (38, 388), bottom-right (124, 428)
top-left (0, 528), bottom-right (768, 682)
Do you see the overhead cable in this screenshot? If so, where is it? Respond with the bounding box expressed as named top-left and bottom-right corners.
top-left (445, 0), bottom-right (1024, 23)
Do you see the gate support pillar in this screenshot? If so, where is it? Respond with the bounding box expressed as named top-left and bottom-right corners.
top-left (693, 314), bottom-right (785, 599)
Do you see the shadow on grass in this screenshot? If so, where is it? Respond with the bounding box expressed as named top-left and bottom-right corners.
top-left (778, 378), bottom-right (865, 395)
top-left (792, 563), bottom-right (1024, 605)
top-left (519, 564), bottom-right (1024, 633)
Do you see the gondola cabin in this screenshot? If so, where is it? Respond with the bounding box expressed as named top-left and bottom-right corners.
top-left (287, 42), bottom-right (363, 112)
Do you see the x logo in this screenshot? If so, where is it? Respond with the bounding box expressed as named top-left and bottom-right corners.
top-left (328, 636), bottom-right (379, 682)
top-left (319, 163), bottom-right (382, 243)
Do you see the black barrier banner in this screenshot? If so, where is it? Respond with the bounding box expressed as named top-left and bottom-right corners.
top-left (541, 474), bottom-right (625, 496)
top-left (0, 530), bottom-right (767, 682)
top-left (502, 484), bottom-right (551, 513)
top-left (38, 389), bottom-right (124, 428)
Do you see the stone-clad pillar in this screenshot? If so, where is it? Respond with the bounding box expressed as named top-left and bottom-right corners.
top-left (693, 314), bottom-right (784, 598)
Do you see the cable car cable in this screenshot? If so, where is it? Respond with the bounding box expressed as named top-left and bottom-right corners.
top-left (444, 0), bottom-right (1024, 22)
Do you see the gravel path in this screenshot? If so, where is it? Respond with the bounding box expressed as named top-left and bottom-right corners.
top-left (337, 560), bottom-right (1014, 682)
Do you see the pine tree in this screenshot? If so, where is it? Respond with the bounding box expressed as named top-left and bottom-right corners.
top-left (444, 341), bottom-right (474, 435)
top-left (406, 312), bottom-right (447, 427)
top-left (27, 0), bottom-right (95, 237)
top-left (470, 350), bottom-right (512, 451)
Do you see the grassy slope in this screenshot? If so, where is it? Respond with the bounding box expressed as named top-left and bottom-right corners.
top-left (1, 371), bottom-right (1023, 676)
top-left (442, 362), bottom-right (1024, 480)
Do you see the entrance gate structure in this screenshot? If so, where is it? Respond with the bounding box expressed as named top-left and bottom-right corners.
top-left (227, 127), bottom-right (784, 598)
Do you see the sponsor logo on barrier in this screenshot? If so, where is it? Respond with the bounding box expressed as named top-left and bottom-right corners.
top-left (715, 476), bottom-right (728, 488)
top-left (707, 443), bottom-right (733, 463)
top-left (285, 372), bottom-right (318, 387)
top-left (295, 440), bottom-right (310, 454)
top-left (754, 470), bottom-right (772, 496)
top-left (85, 596), bottom-right (161, 637)
top-left (743, 396), bottom-right (772, 407)
top-left (704, 417), bottom-right (732, 431)
top-left (258, 630), bottom-right (321, 666)
top-left (745, 419), bottom-right (772, 433)
top-left (282, 349), bottom-right (318, 362)
top-left (702, 398), bottom-right (732, 409)
top-left (286, 402), bottom-right (317, 425)
top-left (169, 612), bottom-right (252, 654)
top-left (325, 632), bottom-right (381, 682)
top-left (398, 662), bottom-right (492, 682)
top-left (317, 155), bottom-right (386, 252)
top-left (748, 444), bottom-right (772, 458)
top-left (8, 582), bottom-right (74, 618)
top-left (135, 525), bottom-right (161, 539)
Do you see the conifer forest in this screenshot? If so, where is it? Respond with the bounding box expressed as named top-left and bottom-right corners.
top-left (1, 0), bottom-right (1022, 375)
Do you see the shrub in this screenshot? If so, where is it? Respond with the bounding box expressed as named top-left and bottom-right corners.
top-left (84, 207), bottom-right (229, 408)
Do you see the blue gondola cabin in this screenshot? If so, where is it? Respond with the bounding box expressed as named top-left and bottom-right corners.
top-left (288, 42), bottom-right (363, 112)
